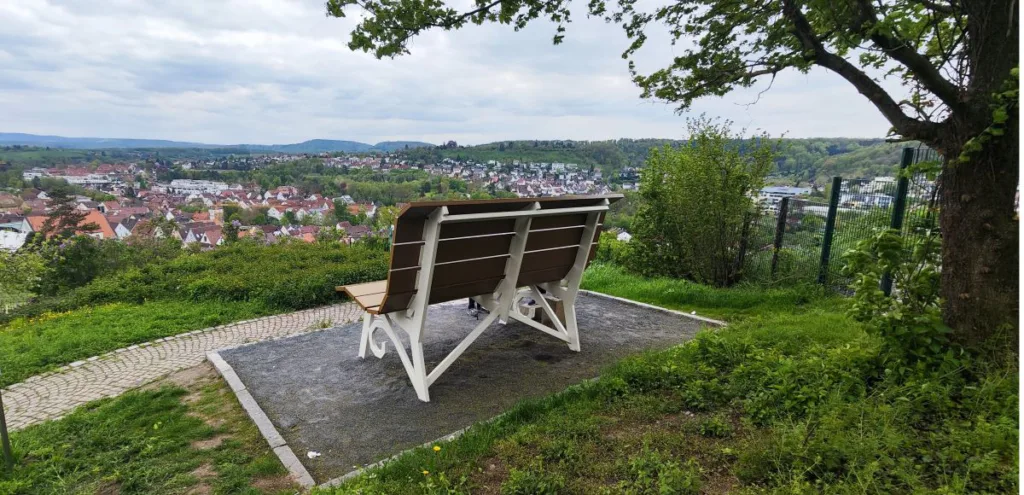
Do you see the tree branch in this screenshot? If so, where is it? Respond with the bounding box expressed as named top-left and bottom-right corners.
top-left (851, 0), bottom-right (963, 110)
top-left (910, 0), bottom-right (962, 15)
top-left (781, 0), bottom-right (942, 142)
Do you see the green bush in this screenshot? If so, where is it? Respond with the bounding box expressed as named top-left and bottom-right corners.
top-left (593, 231), bottom-right (631, 266)
top-left (626, 118), bottom-right (777, 286)
top-left (27, 235), bottom-right (183, 297)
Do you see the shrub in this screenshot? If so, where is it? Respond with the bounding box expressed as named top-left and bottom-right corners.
top-left (844, 229), bottom-right (950, 365)
top-left (626, 117), bottom-right (778, 286)
top-left (593, 231), bottom-right (630, 266)
top-left (27, 235), bottom-right (183, 297)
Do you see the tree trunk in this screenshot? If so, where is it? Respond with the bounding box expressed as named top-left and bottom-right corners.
top-left (935, 0), bottom-right (1019, 351)
top-left (939, 129), bottom-right (1019, 351)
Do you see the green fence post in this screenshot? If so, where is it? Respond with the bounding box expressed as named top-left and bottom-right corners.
top-left (770, 197), bottom-right (789, 279)
top-left (817, 176), bottom-right (842, 285)
top-left (880, 147), bottom-right (914, 296)
top-left (0, 372), bottom-right (13, 472)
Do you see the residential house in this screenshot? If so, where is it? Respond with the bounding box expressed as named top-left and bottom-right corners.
top-left (115, 218), bottom-right (140, 239)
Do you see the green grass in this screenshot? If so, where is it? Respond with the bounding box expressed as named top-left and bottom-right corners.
top-left (2, 241), bottom-right (389, 326)
top-left (581, 263), bottom-right (834, 321)
top-left (1, 370), bottom-right (296, 494)
top-left (0, 300), bottom-right (272, 387)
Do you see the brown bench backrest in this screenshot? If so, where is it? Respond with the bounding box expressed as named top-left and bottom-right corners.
top-left (375, 195), bottom-right (622, 314)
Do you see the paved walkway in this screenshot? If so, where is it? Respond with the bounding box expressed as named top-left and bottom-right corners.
top-left (1, 303), bottom-right (362, 430)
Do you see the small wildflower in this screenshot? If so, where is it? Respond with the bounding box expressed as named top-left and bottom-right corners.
top-left (422, 470), bottom-right (429, 476)
top-left (432, 445), bottom-right (441, 452)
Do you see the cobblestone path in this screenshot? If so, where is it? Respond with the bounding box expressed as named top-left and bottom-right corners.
top-left (1, 303), bottom-right (362, 430)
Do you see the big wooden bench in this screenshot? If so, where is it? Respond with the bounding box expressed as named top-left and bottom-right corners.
top-left (338, 195), bottom-right (622, 401)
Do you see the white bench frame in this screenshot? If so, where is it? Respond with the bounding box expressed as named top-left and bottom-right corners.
top-left (357, 198), bottom-right (610, 401)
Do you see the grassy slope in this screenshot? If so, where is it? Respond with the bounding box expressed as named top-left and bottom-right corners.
top-left (1, 368), bottom-right (297, 495)
top-left (581, 263), bottom-right (828, 321)
top-left (0, 300), bottom-right (272, 387)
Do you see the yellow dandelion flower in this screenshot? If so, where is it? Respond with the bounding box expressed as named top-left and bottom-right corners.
top-left (422, 470), bottom-right (430, 476)
top-left (433, 445), bottom-right (441, 452)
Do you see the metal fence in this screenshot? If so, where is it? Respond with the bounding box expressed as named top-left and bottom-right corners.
top-left (740, 146), bottom-right (940, 289)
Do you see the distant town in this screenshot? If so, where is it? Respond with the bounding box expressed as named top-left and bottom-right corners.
top-left (0, 151), bottom-right (615, 251)
top-left (0, 148), bottom-right (932, 252)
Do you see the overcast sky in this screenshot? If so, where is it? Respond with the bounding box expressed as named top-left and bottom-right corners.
top-left (0, 0), bottom-right (907, 145)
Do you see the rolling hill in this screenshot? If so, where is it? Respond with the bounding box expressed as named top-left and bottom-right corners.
top-left (0, 133), bottom-right (434, 153)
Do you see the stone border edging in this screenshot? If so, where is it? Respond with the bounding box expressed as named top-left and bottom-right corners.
top-left (207, 350), bottom-right (317, 489)
top-left (578, 289), bottom-right (728, 327)
top-left (9, 313), bottom-right (293, 392)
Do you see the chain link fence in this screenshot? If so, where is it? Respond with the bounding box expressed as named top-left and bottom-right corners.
top-left (739, 146), bottom-right (940, 289)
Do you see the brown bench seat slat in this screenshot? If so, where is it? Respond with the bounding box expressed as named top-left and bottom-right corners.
top-left (517, 266), bottom-right (573, 287)
top-left (378, 291), bottom-right (415, 315)
top-left (440, 219), bottom-right (516, 239)
top-left (436, 234), bottom-right (513, 263)
top-left (428, 277), bottom-right (505, 304)
top-left (339, 281), bottom-right (389, 313)
top-left (525, 226), bottom-right (585, 251)
top-left (339, 280), bottom-right (387, 297)
top-left (530, 214), bottom-right (588, 230)
top-left (521, 246), bottom-right (580, 272)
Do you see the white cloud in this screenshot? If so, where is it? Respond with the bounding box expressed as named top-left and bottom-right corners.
top-left (0, 0), bottom-right (907, 145)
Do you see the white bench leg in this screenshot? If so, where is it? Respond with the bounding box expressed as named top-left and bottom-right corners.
top-left (564, 300), bottom-right (580, 352)
top-left (408, 335), bottom-right (430, 402)
top-left (358, 312), bottom-right (372, 358)
top-left (358, 313), bottom-right (432, 402)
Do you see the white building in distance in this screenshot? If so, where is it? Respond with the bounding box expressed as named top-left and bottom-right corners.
top-left (165, 179), bottom-right (229, 195)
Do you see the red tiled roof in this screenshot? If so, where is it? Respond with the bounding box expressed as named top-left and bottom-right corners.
top-left (27, 210), bottom-right (116, 239)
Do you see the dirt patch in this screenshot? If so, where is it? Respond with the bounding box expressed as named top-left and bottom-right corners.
top-left (170, 363), bottom-right (220, 404)
top-left (186, 463), bottom-right (217, 494)
top-left (96, 480), bottom-right (121, 495)
top-left (252, 474), bottom-right (298, 492)
top-left (191, 434), bottom-right (230, 450)
top-left (141, 362), bottom-right (219, 402)
top-left (186, 484), bottom-right (212, 495)
top-left (702, 472), bottom-right (739, 494)
top-left (470, 456), bottom-right (510, 495)
top-left (191, 463), bottom-right (216, 479)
